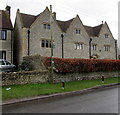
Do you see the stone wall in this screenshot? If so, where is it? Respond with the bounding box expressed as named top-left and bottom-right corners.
top-left (1, 71), bottom-right (119, 86)
top-left (2, 70), bottom-right (49, 86)
top-left (52, 71), bottom-right (119, 83)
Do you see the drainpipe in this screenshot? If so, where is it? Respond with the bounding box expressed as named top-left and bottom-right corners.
top-left (27, 29), bottom-right (30, 56)
top-left (115, 40), bottom-right (118, 60)
top-left (61, 34), bottom-right (64, 58)
top-left (89, 38), bottom-right (92, 59)
top-left (11, 30), bottom-right (13, 63)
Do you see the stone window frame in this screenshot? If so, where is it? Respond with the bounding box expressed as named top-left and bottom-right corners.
top-left (104, 34), bottom-right (109, 38)
top-left (75, 28), bottom-right (81, 34)
top-left (43, 23), bottom-right (51, 30)
top-left (74, 42), bottom-right (84, 50)
top-left (41, 39), bottom-right (52, 48)
top-left (92, 43), bottom-right (97, 51)
top-left (104, 45), bottom-right (110, 51)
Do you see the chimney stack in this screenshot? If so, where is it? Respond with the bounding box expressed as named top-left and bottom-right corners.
top-left (52, 12), bottom-right (56, 20)
top-left (5, 6), bottom-right (11, 17)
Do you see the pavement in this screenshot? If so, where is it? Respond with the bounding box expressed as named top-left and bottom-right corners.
top-left (2, 82), bottom-right (120, 106)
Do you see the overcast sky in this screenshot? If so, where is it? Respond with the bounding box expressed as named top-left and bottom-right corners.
top-left (0, 0), bottom-right (119, 41)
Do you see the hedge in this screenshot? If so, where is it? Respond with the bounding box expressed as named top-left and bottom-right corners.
top-left (43, 57), bottom-right (120, 73)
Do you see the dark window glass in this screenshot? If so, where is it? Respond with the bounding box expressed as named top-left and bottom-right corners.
top-left (43, 24), bottom-right (47, 29)
top-left (0, 61), bottom-right (5, 65)
top-left (42, 40), bottom-right (45, 47)
top-left (1, 30), bottom-right (6, 40)
top-left (49, 41), bottom-right (51, 48)
top-left (105, 34), bottom-right (109, 38)
top-left (0, 51), bottom-right (6, 60)
top-left (48, 24), bottom-right (50, 29)
top-left (76, 29), bottom-right (80, 34)
top-left (46, 40), bottom-right (49, 48)
top-left (5, 61), bottom-right (11, 65)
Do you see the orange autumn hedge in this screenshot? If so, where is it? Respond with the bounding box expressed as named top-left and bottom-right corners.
top-left (43, 57), bottom-right (120, 73)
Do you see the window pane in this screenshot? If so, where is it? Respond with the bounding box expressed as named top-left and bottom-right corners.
top-left (49, 41), bottom-right (51, 48)
top-left (77, 43), bottom-right (79, 49)
top-left (1, 61), bottom-right (5, 65)
top-left (42, 40), bottom-right (45, 47)
top-left (76, 29), bottom-right (80, 34)
top-left (74, 44), bottom-right (77, 49)
top-left (46, 40), bottom-right (49, 48)
top-left (1, 30), bottom-right (6, 40)
top-left (5, 61), bottom-right (11, 65)
top-left (43, 24), bottom-right (46, 29)
top-left (48, 24), bottom-right (50, 29)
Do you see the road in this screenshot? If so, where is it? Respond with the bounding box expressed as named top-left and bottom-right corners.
top-left (3, 86), bottom-right (119, 113)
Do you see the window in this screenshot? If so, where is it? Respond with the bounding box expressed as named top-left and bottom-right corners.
top-left (41, 40), bottom-right (52, 48)
top-left (92, 44), bottom-right (97, 50)
top-left (74, 43), bottom-right (84, 50)
top-left (76, 29), bottom-right (81, 34)
top-left (0, 30), bottom-right (7, 40)
top-left (43, 24), bottom-right (47, 29)
top-left (5, 61), bottom-right (11, 65)
top-left (0, 61), bottom-right (5, 65)
top-left (104, 45), bottom-right (110, 51)
top-left (0, 51), bottom-right (6, 60)
top-left (104, 34), bottom-right (109, 38)
top-left (43, 23), bottom-right (50, 29)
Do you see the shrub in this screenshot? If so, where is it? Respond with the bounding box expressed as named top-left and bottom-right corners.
top-left (21, 55), bottom-right (46, 71)
top-left (43, 57), bottom-right (120, 73)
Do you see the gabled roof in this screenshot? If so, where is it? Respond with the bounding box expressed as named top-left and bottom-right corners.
top-left (18, 7), bottom-right (103, 36)
top-left (84, 24), bottom-right (103, 37)
top-left (56, 18), bottom-right (74, 32)
top-left (20, 13), bottom-right (36, 28)
top-left (19, 7), bottom-right (49, 28)
top-left (0, 10), bottom-right (13, 30)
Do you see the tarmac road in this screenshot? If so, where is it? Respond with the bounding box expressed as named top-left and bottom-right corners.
top-left (2, 86), bottom-right (119, 113)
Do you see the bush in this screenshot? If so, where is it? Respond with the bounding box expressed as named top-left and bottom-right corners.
top-left (21, 55), bottom-right (46, 71)
top-left (43, 57), bottom-right (120, 73)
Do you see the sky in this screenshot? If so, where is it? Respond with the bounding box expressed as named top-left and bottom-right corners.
top-left (0, 0), bottom-right (119, 41)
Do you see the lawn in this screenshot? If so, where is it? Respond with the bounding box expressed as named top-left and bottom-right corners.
top-left (2, 77), bottom-right (119, 101)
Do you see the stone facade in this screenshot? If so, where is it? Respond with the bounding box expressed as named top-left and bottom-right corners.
top-left (0, 30), bottom-right (13, 62)
top-left (0, 6), bottom-right (13, 63)
top-left (14, 6), bottom-right (118, 65)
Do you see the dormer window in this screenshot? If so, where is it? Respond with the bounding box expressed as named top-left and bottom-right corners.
top-left (43, 23), bottom-right (50, 29)
top-left (76, 29), bottom-right (81, 34)
top-left (104, 34), bottom-right (109, 38)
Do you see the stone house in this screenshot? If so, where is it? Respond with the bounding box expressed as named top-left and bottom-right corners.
top-left (0, 6), bottom-right (13, 63)
top-left (14, 6), bottom-right (118, 65)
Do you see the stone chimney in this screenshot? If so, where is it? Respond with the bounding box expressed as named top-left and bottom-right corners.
top-left (5, 6), bottom-right (11, 17)
top-left (52, 12), bottom-right (56, 20)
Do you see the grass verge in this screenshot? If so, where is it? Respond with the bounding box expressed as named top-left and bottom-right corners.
top-left (2, 77), bottom-right (118, 101)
